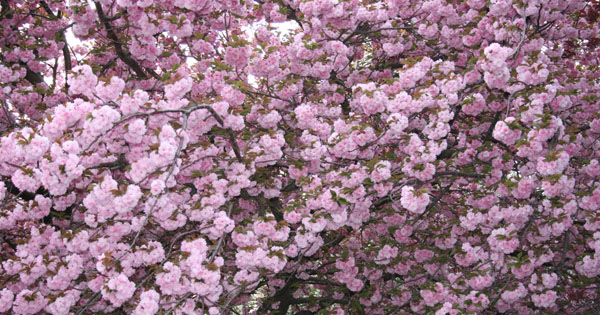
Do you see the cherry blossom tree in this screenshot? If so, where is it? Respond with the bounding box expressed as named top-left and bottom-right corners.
top-left (0, 0), bottom-right (600, 314)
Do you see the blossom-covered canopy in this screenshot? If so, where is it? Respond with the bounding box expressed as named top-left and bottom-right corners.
top-left (0, 0), bottom-right (600, 314)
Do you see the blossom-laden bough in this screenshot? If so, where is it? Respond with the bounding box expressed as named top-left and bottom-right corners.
top-left (0, 0), bottom-right (600, 314)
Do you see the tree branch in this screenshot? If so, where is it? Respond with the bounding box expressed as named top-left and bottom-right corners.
top-left (94, 2), bottom-right (158, 80)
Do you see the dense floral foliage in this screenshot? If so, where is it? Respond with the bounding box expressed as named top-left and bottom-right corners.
top-left (0, 0), bottom-right (600, 314)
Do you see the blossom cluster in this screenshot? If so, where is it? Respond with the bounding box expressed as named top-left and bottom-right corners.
top-left (0, 0), bottom-right (598, 314)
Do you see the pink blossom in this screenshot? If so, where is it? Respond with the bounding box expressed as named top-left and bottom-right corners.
top-left (400, 186), bottom-right (430, 214)
top-left (376, 245), bottom-right (398, 264)
top-left (45, 294), bottom-right (77, 315)
top-left (0, 1), bottom-right (597, 314)
top-left (12, 290), bottom-right (47, 314)
top-left (0, 289), bottom-right (14, 312)
top-left (259, 110), bottom-right (282, 129)
top-left (492, 119), bottom-right (521, 146)
top-left (101, 274), bottom-right (136, 307)
top-left (150, 179), bottom-right (165, 195)
top-left (371, 161), bottom-right (391, 182)
top-left (383, 42), bottom-right (404, 56)
top-left (414, 249), bottom-right (434, 263)
top-left (512, 177), bottom-right (535, 199)
top-left (224, 46), bottom-right (249, 68)
top-left (11, 169), bottom-right (40, 193)
top-left (488, 227), bottom-right (519, 254)
top-left (0, 181), bottom-right (5, 201)
top-left (223, 114), bottom-right (245, 131)
top-left (541, 273), bottom-right (558, 289)
top-left (133, 290), bottom-right (160, 315)
top-left (537, 151), bottom-right (570, 177)
top-left (468, 275), bottom-right (494, 290)
top-left (517, 62), bottom-right (549, 86)
top-left (67, 65), bottom-right (97, 98)
top-left (221, 85), bottom-right (246, 106)
top-left (96, 76), bottom-right (125, 101)
top-left (125, 119), bottom-right (147, 144)
top-left (347, 279), bottom-right (364, 292)
top-left (500, 283), bottom-right (527, 304)
top-left (165, 77), bottom-right (193, 101)
top-left (531, 290), bottom-right (557, 308)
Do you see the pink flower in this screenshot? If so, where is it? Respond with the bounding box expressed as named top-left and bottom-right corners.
top-left (284, 211), bottom-right (301, 224)
top-left (133, 290), bottom-right (160, 315)
top-left (517, 62), bottom-right (549, 85)
top-left (45, 295), bottom-right (77, 315)
top-left (223, 114), bottom-right (245, 131)
top-left (537, 151), bottom-right (570, 176)
top-left (234, 270), bottom-right (259, 285)
top-left (383, 42), bottom-right (404, 56)
top-left (96, 76), bottom-right (125, 101)
top-left (224, 46), bottom-right (249, 68)
top-left (488, 227), bottom-right (519, 254)
top-left (376, 245), bottom-right (398, 265)
top-left (531, 290), bottom-right (557, 308)
top-left (463, 291), bottom-right (489, 311)
top-left (456, 243), bottom-right (485, 266)
top-left (11, 169), bottom-right (40, 193)
top-left (400, 186), bottom-right (430, 214)
top-left (576, 255), bottom-right (600, 277)
top-left (483, 43), bottom-right (513, 66)
top-left (468, 275), bottom-right (494, 290)
top-left (542, 273), bottom-right (558, 289)
top-left (481, 43), bottom-right (513, 90)
top-left (0, 181), bottom-right (5, 201)
top-left (125, 119), bottom-right (146, 144)
top-left (12, 290), bottom-right (47, 314)
top-left (414, 249), bottom-right (434, 263)
top-left (101, 274), bottom-right (136, 307)
top-left (347, 279), bottom-right (364, 292)
top-left (541, 175), bottom-right (574, 198)
top-left (165, 77), bottom-right (193, 101)
top-left (25, 134), bottom-right (49, 163)
top-left (584, 159), bottom-right (600, 177)
top-left (493, 119), bottom-right (521, 146)
top-left (0, 289), bottom-right (14, 312)
top-left (150, 179), bottom-right (165, 195)
top-left (511, 262), bottom-right (534, 279)
top-left (372, 161), bottom-right (392, 182)
top-left (512, 177), bottom-right (535, 199)
top-left (156, 263), bottom-right (186, 296)
top-left (294, 104), bottom-right (317, 129)
top-left (259, 110), bottom-right (282, 129)
top-left (113, 185), bottom-right (142, 214)
top-left (221, 85), bottom-right (246, 106)
top-left (500, 283), bottom-right (527, 304)
top-left (387, 113), bottom-right (409, 135)
top-left (435, 302), bottom-right (457, 315)
top-left (67, 65), bottom-right (97, 98)
top-left (158, 141), bottom-right (178, 160)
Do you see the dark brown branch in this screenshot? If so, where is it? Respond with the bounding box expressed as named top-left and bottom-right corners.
top-left (258, 278), bottom-right (298, 315)
top-left (281, 180), bottom-right (298, 193)
top-left (4, 180), bottom-right (39, 201)
top-left (374, 61), bottom-right (404, 71)
top-left (39, 1), bottom-right (71, 90)
top-left (435, 171), bottom-right (485, 179)
top-left (24, 65), bottom-right (45, 85)
top-left (267, 197), bottom-right (284, 221)
top-left (289, 296), bottom-right (350, 306)
top-left (87, 154), bottom-right (127, 170)
top-left (329, 70), bottom-right (351, 115)
top-left (94, 2), bottom-right (158, 80)
top-left (0, 0), bottom-right (11, 19)
top-left (199, 105), bottom-right (243, 162)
